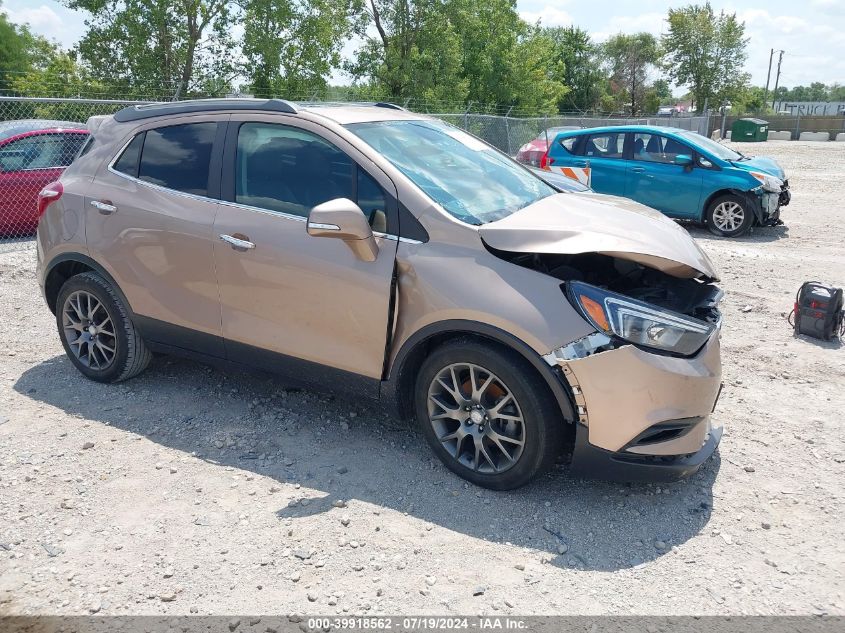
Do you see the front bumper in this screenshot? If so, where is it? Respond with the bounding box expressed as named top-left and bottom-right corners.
top-left (549, 332), bottom-right (723, 481)
top-left (569, 421), bottom-right (722, 482)
top-left (753, 183), bottom-right (789, 227)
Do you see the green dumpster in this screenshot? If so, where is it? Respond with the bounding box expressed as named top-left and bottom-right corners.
top-left (731, 118), bottom-right (769, 142)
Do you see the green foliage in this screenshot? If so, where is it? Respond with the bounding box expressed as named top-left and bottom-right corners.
top-left (0, 1), bottom-right (58, 92)
top-left (63, 0), bottom-right (235, 99)
top-left (774, 83), bottom-right (845, 102)
top-left (730, 85), bottom-right (771, 115)
top-left (603, 32), bottom-right (659, 115)
top-left (242, 0), bottom-right (360, 99)
top-left (347, 1), bottom-right (469, 106)
top-left (543, 26), bottom-right (603, 112)
top-left (348, 1), bottom-right (566, 114)
top-left (662, 2), bottom-right (749, 112)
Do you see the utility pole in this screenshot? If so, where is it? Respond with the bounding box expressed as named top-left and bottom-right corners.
top-left (771, 50), bottom-right (784, 111)
top-left (762, 48), bottom-right (774, 105)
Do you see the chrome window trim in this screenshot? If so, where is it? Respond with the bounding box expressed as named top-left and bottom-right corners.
top-left (106, 132), bottom-right (425, 244)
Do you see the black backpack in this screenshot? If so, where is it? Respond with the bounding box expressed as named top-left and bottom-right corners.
top-left (790, 282), bottom-right (844, 341)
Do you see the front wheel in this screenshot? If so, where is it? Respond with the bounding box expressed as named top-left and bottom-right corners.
top-left (705, 194), bottom-right (754, 237)
top-left (415, 341), bottom-right (563, 490)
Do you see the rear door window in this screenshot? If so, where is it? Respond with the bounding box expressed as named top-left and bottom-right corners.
top-left (138, 123), bottom-right (217, 196)
top-left (583, 132), bottom-right (625, 159)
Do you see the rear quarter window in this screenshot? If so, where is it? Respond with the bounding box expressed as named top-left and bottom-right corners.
top-left (558, 136), bottom-right (578, 153)
top-left (112, 133), bottom-right (145, 178)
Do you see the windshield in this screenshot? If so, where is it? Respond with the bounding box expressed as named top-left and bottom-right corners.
top-left (678, 130), bottom-right (742, 161)
top-left (346, 119), bottom-right (555, 225)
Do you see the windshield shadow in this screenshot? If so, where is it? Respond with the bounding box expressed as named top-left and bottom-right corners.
top-left (14, 354), bottom-right (719, 572)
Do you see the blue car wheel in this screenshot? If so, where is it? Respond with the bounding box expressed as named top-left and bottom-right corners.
top-left (705, 194), bottom-right (754, 238)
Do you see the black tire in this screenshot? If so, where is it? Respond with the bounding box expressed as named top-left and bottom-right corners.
top-left (55, 272), bottom-right (151, 383)
top-left (705, 193), bottom-right (754, 237)
top-left (414, 340), bottom-right (563, 490)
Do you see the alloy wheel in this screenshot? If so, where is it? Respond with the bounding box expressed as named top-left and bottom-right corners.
top-left (712, 201), bottom-right (745, 232)
top-left (427, 362), bottom-right (526, 474)
top-left (62, 290), bottom-right (117, 370)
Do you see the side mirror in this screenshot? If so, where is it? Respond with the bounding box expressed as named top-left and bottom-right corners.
top-left (674, 154), bottom-right (693, 167)
top-left (306, 198), bottom-right (379, 262)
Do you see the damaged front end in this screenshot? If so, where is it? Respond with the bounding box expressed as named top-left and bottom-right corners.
top-left (477, 193), bottom-right (724, 480)
top-left (491, 250), bottom-right (724, 481)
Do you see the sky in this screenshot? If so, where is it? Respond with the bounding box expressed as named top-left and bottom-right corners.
top-left (3, 0), bottom-right (845, 91)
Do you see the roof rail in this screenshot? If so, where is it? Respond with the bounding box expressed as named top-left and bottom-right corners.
top-left (113, 98), bottom-right (298, 123)
top-left (374, 102), bottom-right (405, 111)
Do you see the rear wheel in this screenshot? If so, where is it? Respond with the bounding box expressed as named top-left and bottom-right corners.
top-left (56, 272), bottom-right (151, 383)
top-left (706, 194), bottom-right (754, 237)
top-left (415, 340), bottom-right (563, 490)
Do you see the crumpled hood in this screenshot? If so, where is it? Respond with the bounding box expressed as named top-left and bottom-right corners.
top-left (479, 193), bottom-right (719, 280)
top-left (732, 155), bottom-right (786, 180)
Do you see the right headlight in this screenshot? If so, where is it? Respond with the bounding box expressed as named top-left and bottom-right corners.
top-left (749, 171), bottom-right (783, 193)
top-left (567, 281), bottom-right (716, 356)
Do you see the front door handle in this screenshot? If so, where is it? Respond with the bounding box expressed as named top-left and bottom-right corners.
top-left (219, 233), bottom-right (256, 250)
top-left (630, 167), bottom-right (646, 173)
top-left (90, 200), bottom-right (117, 215)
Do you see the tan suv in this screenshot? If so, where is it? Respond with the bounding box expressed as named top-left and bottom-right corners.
top-left (37, 99), bottom-right (723, 489)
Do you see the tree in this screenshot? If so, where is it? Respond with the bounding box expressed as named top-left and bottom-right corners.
top-left (603, 32), bottom-right (659, 115)
top-left (445, 0), bottom-right (564, 113)
top-left (731, 85), bottom-right (770, 115)
top-left (241, 0), bottom-right (360, 99)
top-left (348, 1), bottom-right (565, 113)
top-left (347, 1), bottom-right (468, 105)
top-left (0, 1), bottom-right (57, 92)
top-left (544, 26), bottom-right (604, 112)
top-left (662, 2), bottom-right (749, 112)
top-left (64, 0), bottom-right (235, 99)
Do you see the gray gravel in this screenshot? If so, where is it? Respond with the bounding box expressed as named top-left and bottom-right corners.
top-left (0, 141), bottom-right (843, 616)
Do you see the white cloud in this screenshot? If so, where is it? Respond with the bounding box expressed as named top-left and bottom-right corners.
top-left (521, 6), bottom-right (574, 27)
top-left (2, 1), bottom-right (88, 50)
top-left (810, 0), bottom-right (845, 15)
top-left (4, 4), bottom-right (63, 40)
top-left (737, 8), bottom-right (845, 85)
top-left (591, 12), bottom-right (667, 42)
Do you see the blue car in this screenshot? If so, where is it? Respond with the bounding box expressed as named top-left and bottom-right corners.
top-left (544, 125), bottom-right (790, 237)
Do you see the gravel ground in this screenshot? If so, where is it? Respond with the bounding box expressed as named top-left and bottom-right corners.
top-left (0, 141), bottom-right (843, 617)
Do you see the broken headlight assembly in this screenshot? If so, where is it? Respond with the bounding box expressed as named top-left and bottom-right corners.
top-left (566, 281), bottom-right (716, 356)
top-left (749, 171), bottom-right (783, 193)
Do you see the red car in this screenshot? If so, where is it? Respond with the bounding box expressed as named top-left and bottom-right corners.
top-left (0, 120), bottom-right (89, 237)
top-left (515, 126), bottom-right (581, 166)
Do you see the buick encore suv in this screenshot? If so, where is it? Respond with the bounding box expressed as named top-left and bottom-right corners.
top-left (37, 99), bottom-right (723, 489)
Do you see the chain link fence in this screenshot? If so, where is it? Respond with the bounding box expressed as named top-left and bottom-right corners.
top-left (0, 96), bottom-right (711, 253)
top-left (0, 98), bottom-right (154, 253)
top-left (434, 113), bottom-right (712, 157)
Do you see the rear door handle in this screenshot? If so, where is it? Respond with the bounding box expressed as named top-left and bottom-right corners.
top-left (630, 167), bottom-right (646, 173)
top-left (90, 200), bottom-right (117, 215)
top-left (219, 233), bottom-right (256, 250)
top-left (573, 161), bottom-right (588, 167)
